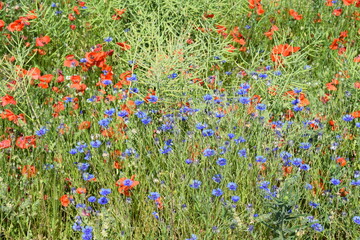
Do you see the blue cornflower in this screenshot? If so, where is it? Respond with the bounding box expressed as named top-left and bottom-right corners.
top-left (104, 108), bottom-right (116, 116)
top-left (280, 151), bottom-right (292, 160)
top-left (134, 100), bottom-right (144, 105)
top-left (255, 156), bottom-right (266, 163)
top-left (300, 164), bottom-right (311, 171)
top-left (309, 201), bottom-right (319, 208)
top-left (148, 192), bottom-right (160, 200)
top-left (98, 118), bottom-right (111, 128)
top-left (90, 140), bottom-right (101, 148)
top-left (141, 117), bottom-right (152, 125)
top-left (98, 197), bottom-right (109, 205)
top-left (102, 80), bottom-right (112, 85)
top-left (300, 142), bottom-right (312, 150)
top-left (305, 183), bottom-right (313, 190)
top-left (231, 196), bottom-right (240, 202)
top-left (238, 148), bottom-right (247, 158)
top-left (117, 110), bottom-right (129, 118)
top-left (82, 226), bottom-right (93, 235)
top-left (212, 188), bottom-right (223, 197)
top-left (77, 163), bottom-right (90, 171)
top-left (88, 196), bottom-right (96, 203)
top-left (227, 182), bottom-right (237, 191)
top-left (256, 103), bottom-right (266, 111)
top-left (148, 95), bottom-right (158, 103)
top-left (123, 179), bottom-right (133, 186)
top-left (353, 216), bottom-right (360, 225)
top-left (99, 188), bottom-right (111, 196)
top-left (356, 122), bottom-right (360, 128)
top-left (239, 97), bottom-right (250, 104)
top-left (330, 178), bottom-right (341, 185)
top-left (293, 106), bottom-right (303, 112)
top-left (311, 223), bottom-right (323, 232)
top-left (72, 223), bottom-right (82, 231)
top-left (237, 89), bottom-right (248, 95)
top-left (203, 94), bottom-right (213, 101)
top-left (196, 123), bottom-right (208, 130)
top-left (203, 148), bottom-right (216, 157)
top-left (292, 158), bottom-right (302, 166)
top-left (343, 115), bottom-right (354, 122)
top-left (202, 129), bottom-right (214, 137)
top-left (189, 180), bottom-right (202, 189)
top-left (35, 127), bottom-right (49, 136)
top-left (212, 174), bottom-right (222, 183)
top-left (69, 149), bottom-right (78, 155)
top-left (216, 158), bottom-right (227, 166)
top-left (104, 37), bottom-right (113, 42)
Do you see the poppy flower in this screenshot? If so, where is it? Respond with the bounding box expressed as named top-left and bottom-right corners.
top-left (116, 175), bottom-right (139, 196)
top-left (7, 19), bottom-right (25, 32)
top-left (354, 55), bottom-right (360, 63)
top-left (16, 135), bottom-right (36, 149)
top-left (203, 12), bottom-right (214, 18)
top-left (272, 44), bottom-right (300, 57)
top-left (0, 139), bottom-right (11, 149)
top-left (336, 157), bottom-right (347, 167)
top-left (343, 0), bottom-right (356, 5)
top-left (0, 20), bottom-right (5, 31)
top-left (76, 187), bottom-right (86, 194)
top-left (112, 9), bottom-right (126, 20)
top-left (21, 165), bottom-right (37, 178)
top-left (60, 194), bottom-right (73, 207)
top-left (333, 9), bottom-right (342, 16)
top-left (73, 6), bottom-right (80, 15)
top-left (64, 55), bottom-right (79, 67)
top-left (354, 82), bottom-right (360, 89)
top-left (78, 121), bottom-right (91, 130)
top-left (116, 42), bottom-right (131, 51)
top-left (1, 95), bottom-right (16, 106)
top-left (35, 36), bottom-right (51, 47)
top-left (289, 9), bottom-right (302, 20)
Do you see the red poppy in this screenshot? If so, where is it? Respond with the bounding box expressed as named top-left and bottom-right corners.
top-left (0, 139), bottom-right (11, 149)
top-left (333, 8), bottom-right (342, 16)
top-left (289, 9), bottom-right (302, 20)
top-left (343, 0), bottom-right (356, 5)
top-left (116, 42), bottom-right (131, 51)
top-left (272, 44), bottom-right (300, 56)
top-left (35, 36), bottom-right (51, 47)
top-left (21, 165), bottom-right (37, 178)
top-left (0, 20), bottom-right (5, 31)
top-left (60, 194), bottom-right (73, 207)
top-left (7, 19), bottom-right (25, 32)
top-left (354, 55), bottom-right (360, 63)
top-left (116, 175), bottom-right (139, 196)
top-left (73, 6), bottom-right (80, 15)
top-left (112, 9), bottom-right (126, 20)
top-left (16, 136), bottom-right (36, 149)
top-left (64, 55), bottom-right (79, 67)
top-left (336, 157), bottom-right (347, 167)
top-left (76, 187), bottom-right (86, 194)
top-left (78, 121), bottom-right (91, 130)
top-left (1, 95), bottom-right (16, 106)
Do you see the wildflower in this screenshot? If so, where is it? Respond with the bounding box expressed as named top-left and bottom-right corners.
top-left (330, 178), bottom-right (341, 185)
top-left (227, 182), bottom-right (237, 191)
top-left (299, 142), bottom-right (312, 150)
top-left (98, 197), bottom-right (109, 205)
top-left (216, 157), bottom-right (227, 166)
top-left (148, 192), bottom-right (161, 200)
top-left (231, 196), bottom-right (240, 202)
top-left (309, 201), bottom-right (319, 208)
top-left (88, 196), bottom-right (96, 203)
top-left (311, 223), bottom-right (324, 232)
top-left (189, 180), bottom-right (202, 189)
top-left (212, 188), bottom-right (223, 197)
top-left (238, 148), bottom-right (247, 158)
top-left (90, 140), bottom-right (101, 148)
top-left (305, 183), bottom-right (313, 190)
top-left (99, 188), bottom-right (111, 196)
top-left (212, 174), bottom-right (222, 183)
top-left (353, 216), bottom-right (360, 225)
top-left (203, 148), bottom-right (216, 157)
top-left (116, 175), bottom-right (139, 196)
top-left (343, 115), bottom-right (354, 122)
top-left (256, 156), bottom-right (266, 163)
top-left (300, 164), bottom-right (310, 171)
top-left (256, 103), bottom-right (266, 111)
